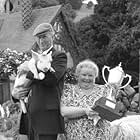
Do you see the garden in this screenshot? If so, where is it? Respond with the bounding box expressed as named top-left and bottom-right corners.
top-left (0, 48), bottom-right (30, 140)
top-left (0, 0), bottom-right (139, 139)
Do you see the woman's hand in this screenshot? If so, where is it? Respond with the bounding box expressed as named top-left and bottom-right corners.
top-left (84, 106), bottom-right (99, 118)
top-left (84, 107), bottom-right (101, 125)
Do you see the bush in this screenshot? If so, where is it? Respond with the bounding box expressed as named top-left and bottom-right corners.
top-left (32, 0), bottom-right (59, 9)
top-left (57, 0), bottom-right (66, 4)
top-left (64, 68), bottom-right (77, 84)
top-left (0, 48), bottom-right (29, 80)
top-left (62, 3), bottom-right (76, 19)
top-left (65, 0), bottom-right (82, 10)
top-left (0, 100), bottom-right (21, 138)
top-left (72, 0), bottom-right (139, 85)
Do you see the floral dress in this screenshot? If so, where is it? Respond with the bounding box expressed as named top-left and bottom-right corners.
top-left (61, 83), bottom-right (111, 140)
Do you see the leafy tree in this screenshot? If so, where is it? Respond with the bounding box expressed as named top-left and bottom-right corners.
top-left (65, 0), bottom-right (82, 10)
top-left (73, 0), bottom-right (139, 85)
top-left (32, 0), bottom-right (59, 9)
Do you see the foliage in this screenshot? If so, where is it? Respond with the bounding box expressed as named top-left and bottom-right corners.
top-left (57, 0), bottom-right (66, 4)
top-left (73, 0), bottom-right (139, 85)
top-left (105, 0), bottom-right (139, 85)
top-left (62, 4), bottom-right (80, 61)
top-left (2, 101), bottom-right (21, 117)
top-left (53, 4), bottom-right (79, 65)
top-left (64, 68), bottom-right (77, 84)
top-left (0, 100), bottom-right (21, 138)
top-left (0, 48), bottom-right (29, 80)
top-left (58, 0), bottom-right (83, 9)
top-left (65, 0), bottom-right (82, 10)
top-left (62, 3), bottom-right (76, 19)
top-left (32, 0), bottom-right (59, 9)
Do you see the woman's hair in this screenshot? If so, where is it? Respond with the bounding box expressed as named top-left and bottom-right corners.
top-left (75, 59), bottom-right (99, 78)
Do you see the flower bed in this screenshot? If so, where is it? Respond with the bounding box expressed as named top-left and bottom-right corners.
top-left (0, 100), bottom-right (22, 140)
top-left (0, 48), bottom-right (29, 80)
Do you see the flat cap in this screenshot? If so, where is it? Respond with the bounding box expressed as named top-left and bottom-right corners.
top-left (33, 23), bottom-right (55, 36)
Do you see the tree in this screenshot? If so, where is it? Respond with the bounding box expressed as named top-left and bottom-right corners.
top-left (73, 0), bottom-right (139, 85)
top-left (32, 0), bottom-right (59, 9)
top-left (65, 0), bottom-right (82, 10)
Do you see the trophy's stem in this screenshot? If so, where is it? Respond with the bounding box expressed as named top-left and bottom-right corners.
top-left (107, 87), bottom-right (116, 102)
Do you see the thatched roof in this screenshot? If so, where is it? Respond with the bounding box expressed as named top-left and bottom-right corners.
top-left (0, 5), bottom-right (62, 52)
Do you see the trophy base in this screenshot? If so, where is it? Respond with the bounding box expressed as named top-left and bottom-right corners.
top-left (92, 97), bottom-right (123, 121)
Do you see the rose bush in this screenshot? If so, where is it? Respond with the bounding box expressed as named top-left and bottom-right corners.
top-left (0, 100), bottom-right (21, 140)
top-left (0, 48), bottom-right (29, 80)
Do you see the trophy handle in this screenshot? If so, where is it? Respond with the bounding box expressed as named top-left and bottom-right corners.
top-left (119, 74), bottom-right (132, 89)
top-left (102, 66), bottom-right (110, 84)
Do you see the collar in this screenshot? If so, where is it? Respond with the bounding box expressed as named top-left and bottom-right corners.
top-left (42, 45), bottom-right (53, 55)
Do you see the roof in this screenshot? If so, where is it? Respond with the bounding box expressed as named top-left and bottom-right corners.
top-left (0, 5), bottom-right (62, 52)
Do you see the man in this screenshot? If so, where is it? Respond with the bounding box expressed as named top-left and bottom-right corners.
top-left (26, 23), bottom-right (67, 140)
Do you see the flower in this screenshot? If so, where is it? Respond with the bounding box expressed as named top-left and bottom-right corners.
top-left (0, 48), bottom-right (29, 80)
top-left (64, 68), bottom-right (77, 84)
top-left (0, 100), bottom-right (21, 138)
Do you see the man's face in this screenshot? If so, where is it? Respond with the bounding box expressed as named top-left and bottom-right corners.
top-left (36, 32), bottom-right (53, 52)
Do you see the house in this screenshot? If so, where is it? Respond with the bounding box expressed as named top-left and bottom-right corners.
top-left (0, 5), bottom-right (60, 51)
top-left (0, 0), bottom-right (20, 13)
top-left (0, 4), bottom-right (79, 103)
top-left (0, 4), bottom-right (79, 64)
top-left (0, 0), bottom-right (5, 13)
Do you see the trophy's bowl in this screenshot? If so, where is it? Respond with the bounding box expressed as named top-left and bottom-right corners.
top-left (108, 73), bottom-right (123, 83)
top-left (92, 97), bottom-right (123, 121)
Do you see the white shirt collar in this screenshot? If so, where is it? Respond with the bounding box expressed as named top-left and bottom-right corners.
top-left (42, 45), bottom-right (53, 55)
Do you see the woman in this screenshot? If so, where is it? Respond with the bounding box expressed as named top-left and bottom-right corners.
top-left (60, 59), bottom-right (111, 140)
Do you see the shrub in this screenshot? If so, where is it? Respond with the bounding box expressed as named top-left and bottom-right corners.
top-left (65, 0), bottom-right (82, 10)
top-left (73, 0), bottom-right (139, 85)
top-left (32, 0), bottom-right (59, 9)
top-left (64, 68), bottom-right (77, 84)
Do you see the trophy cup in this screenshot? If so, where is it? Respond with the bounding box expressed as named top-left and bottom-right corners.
top-left (93, 62), bottom-right (132, 121)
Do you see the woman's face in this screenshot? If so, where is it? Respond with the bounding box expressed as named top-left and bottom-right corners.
top-left (78, 67), bottom-right (96, 89)
top-left (36, 33), bottom-right (53, 52)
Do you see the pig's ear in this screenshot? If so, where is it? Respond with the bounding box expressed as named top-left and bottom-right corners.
top-left (31, 50), bottom-right (39, 60)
